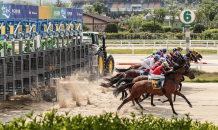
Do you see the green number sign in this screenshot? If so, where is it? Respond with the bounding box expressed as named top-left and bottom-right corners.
top-left (184, 11), bottom-right (191, 22)
top-left (179, 9), bottom-right (196, 24)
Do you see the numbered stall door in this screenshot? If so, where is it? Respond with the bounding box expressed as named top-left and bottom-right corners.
top-left (14, 55), bottom-right (23, 94)
top-left (0, 58), bottom-right (6, 100)
top-left (30, 52), bottom-right (38, 88)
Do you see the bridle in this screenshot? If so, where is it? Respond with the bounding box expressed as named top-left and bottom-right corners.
top-left (173, 63), bottom-right (192, 76)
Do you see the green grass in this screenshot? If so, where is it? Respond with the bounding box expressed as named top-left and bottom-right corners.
top-left (1, 109), bottom-right (217, 129)
top-left (107, 49), bottom-right (217, 54)
top-left (184, 69), bottom-right (218, 82)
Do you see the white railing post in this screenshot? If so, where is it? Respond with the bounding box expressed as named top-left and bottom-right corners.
top-left (143, 40), bottom-right (145, 47)
top-left (217, 45), bottom-right (218, 55)
top-left (180, 41), bottom-right (181, 47)
top-left (154, 41), bottom-right (155, 49)
top-left (214, 41), bottom-right (215, 46)
top-left (200, 59), bottom-right (202, 70)
top-left (128, 42), bottom-right (130, 49)
top-left (121, 40), bottom-right (122, 47)
top-left (166, 40), bottom-right (168, 49)
top-left (207, 42), bottom-right (208, 49)
top-left (132, 44), bottom-right (134, 54)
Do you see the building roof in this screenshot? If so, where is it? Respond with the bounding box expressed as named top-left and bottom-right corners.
top-left (84, 13), bottom-right (119, 23)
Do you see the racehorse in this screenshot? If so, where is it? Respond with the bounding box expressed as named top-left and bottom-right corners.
top-left (115, 51), bottom-right (196, 73)
top-left (113, 64), bottom-right (195, 115)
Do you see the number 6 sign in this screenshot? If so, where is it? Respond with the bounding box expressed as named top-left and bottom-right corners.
top-left (179, 9), bottom-right (196, 24)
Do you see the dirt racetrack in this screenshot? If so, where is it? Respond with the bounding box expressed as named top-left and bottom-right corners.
top-left (0, 80), bottom-right (218, 125)
top-left (0, 54), bottom-right (218, 125)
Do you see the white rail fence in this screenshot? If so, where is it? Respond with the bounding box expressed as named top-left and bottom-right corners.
top-left (100, 40), bottom-right (218, 55)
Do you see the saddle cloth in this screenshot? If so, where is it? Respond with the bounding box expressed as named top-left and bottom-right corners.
top-left (152, 79), bottom-right (160, 89)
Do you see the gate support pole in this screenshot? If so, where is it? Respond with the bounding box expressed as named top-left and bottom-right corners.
top-left (185, 27), bottom-right (190, 53)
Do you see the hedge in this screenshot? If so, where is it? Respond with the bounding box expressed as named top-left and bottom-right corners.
top-left (163, 26), bottom-right (172, 32)
top-left (103, 32), bottom-right (218, 40)
top-left (1, 109), bottom-right (217, 129)
top-left (141, 21), bottom-right (164, 33)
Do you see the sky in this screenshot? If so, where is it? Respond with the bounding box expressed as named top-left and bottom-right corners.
top-left (2, 0), bottom-right (72, 4)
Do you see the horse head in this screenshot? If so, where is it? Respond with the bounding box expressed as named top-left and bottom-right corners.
top-left (175, 63), bottom-right (195, 79)
top-left (194, 52), bottom-right (203, 61)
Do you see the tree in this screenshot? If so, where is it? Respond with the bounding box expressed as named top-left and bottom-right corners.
top-left (142, 9), bottom-right (150, 16)
top-left (11, 0), bottom-right (35, 5)
top-left (153, 8), bottom-right (168, 25)
top-left (164, 0), bottom-right (183, 27)
top-left (198, 0), bottom-right (218, 29)
top-left (83, 24), bottom-right (90, 31)
top-left (104, 23), bottom-right (118, 33)
top-left (125, 13), bottom-right (145, 30)
top-left (93, 2), bottom-right (104, 14)
top-left (84, 3), bottom-right (98, 14)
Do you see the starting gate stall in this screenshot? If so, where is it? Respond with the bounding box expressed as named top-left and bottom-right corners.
top-left (0, 4), bottom-right (85, 100)
top-left (0, 57), bottom-right (6, 100)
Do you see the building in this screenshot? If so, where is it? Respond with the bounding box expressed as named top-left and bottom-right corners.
top-left (83, 13), bottom-right (119, 32)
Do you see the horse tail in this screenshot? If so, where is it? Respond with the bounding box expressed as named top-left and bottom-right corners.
top-left (116, 78), bottom-right (134, 87)
top-left (110, 73), bottom-right (123, 84)
top-left (100, 83), bottom-right (117, 88)
top-left (115, 67), bottom-right (131, 72)
top-left (103, 73), bottom-right (122, 82)
top-left (113, 83), bottom-right (134, 98)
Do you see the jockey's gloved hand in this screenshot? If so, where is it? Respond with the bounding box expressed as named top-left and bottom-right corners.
top-left (145, 69), bottom-right (150, 73)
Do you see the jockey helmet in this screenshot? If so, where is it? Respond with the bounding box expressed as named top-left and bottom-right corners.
top-left (162, 62), bottom-right (169, 67)
top-left (7, 44), bottom-right (12, 49)
top-left (154, 55), bottom-right (160, 60)
top-left (177, 46), bottom-right (183, 50)
top-left (153, 50), bottom-right (156, 54)
top-left (160, 57), bottom-right (166, 62)
top-left (162, 48), bottom-right (167, 52)
top-left (166, 54), bottom-right (171, 58)
top-left (156, 50), bottom-right (162, 56)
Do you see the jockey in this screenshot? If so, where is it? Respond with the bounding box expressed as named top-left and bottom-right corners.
top-left (151, 62), bottom-right (172, 88)
top-left (145, 50), bottom-right (156, 59)
top-left (162, 48), bottom-right (167, 56)
top-left (156, 50), bottom-right (164, 57)
top-left (165, 54), bottom-right (178, 67)
top-left (24, 41), bottom-right (34, 53)
top-left (0, 42), bottom-right (10, 57)
top-left (141, 55), bottom-right (160, 73)
top-left (173, 46), bottom-right (183, 56)
top-left (151, 57), bottom-right (166, 72)
top-left (7, 44), bottom-right (12, 56)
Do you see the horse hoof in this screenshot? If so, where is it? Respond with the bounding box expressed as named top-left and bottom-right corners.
top-left (173, 112), bottom-right (178, 115)
top-left (151, 104), bottom-right (156, 107)
top-left (189, 104), bottom-right (192, 108)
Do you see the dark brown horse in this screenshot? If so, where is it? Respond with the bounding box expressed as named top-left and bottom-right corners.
top-left (113, 64), bottom-right (195, 115)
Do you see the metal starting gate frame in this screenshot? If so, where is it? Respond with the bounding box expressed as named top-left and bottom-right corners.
top-left (0, 5), bottom-right (92, 100)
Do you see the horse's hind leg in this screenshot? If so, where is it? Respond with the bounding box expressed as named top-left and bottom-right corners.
top-left (131, 100), bottom-right (135, 106)
top-left (174, 90), bottom-right (192, 108)
top-left (117, 95), bottom-right (136, 110)
top-left (151, 94), bottom-right (155, 106)
top-left (134, 98), bottom-right (144, 110)
top-left (140, 93), bottom-right (150, 102)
